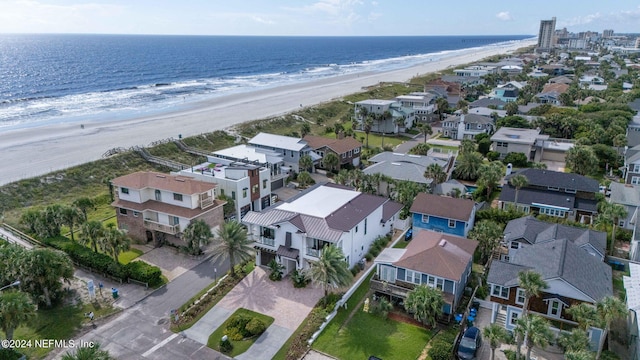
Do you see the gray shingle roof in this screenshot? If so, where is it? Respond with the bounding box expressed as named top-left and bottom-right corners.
top-left (503, 216), bottom-right (606, 260)
top-left (470, 98), bottom-right (506, 108)
top-left (487, 261), bottom-right (531, 286)
top-left (511, 169), bottom-right (599, 192)
top-left (499, 186), bottom-right (577, 209)
top-left (410, 193), bottom-right (476, 222)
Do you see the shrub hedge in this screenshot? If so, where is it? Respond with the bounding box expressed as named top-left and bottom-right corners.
top-left (45, 236), bottom-right (163, 286)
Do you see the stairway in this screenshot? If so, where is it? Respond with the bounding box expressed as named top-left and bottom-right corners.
top-left (495, 310), bottom-right (507, 327)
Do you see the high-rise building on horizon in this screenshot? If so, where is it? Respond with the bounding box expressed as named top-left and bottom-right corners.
top-left (636, 37), bottom-right (640, 49)
top-left (537, 17), bottom-right (556, 52)
top-left (603, 29), bottom-right (614, 38)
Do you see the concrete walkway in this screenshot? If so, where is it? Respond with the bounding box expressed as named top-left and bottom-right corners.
top-left (184, 267), bottom-right (323, 359)
top-left (74, 268), bottom-right (154, 309)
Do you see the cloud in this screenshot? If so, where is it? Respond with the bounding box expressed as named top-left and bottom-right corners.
top-left (284, 0), bottom-right (365, 26)
top-left (561, 6), bottom-right (640, 29)
top-left (495, 11), bottom-right (512, 21)
top-left (250, 15), bottom-right (275, 25)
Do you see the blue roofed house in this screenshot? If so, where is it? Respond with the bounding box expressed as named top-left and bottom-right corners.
top-left (371, 230), bottom-right (478, 321)
top-left (410, 193), bottom-right (478, 237)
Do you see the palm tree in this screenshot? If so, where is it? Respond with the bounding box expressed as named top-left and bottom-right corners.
top-left (299, 154), bottom-right (314, 173)
top-left (453, 152), bottom-right (483, 180)
top-left (323, 152), bottom-right (340, 172)
top-left (394, 116), bottom-right (406, 133)
top-left (62, 343), bottom-right (114, 360)
top-left (510, 174), bottom-right (529, 207)
top-left (459, 139), bottom-right (476, 155)
top-left (73, 197), bottom-right (95, 222)
top-left (559, 328), bottom-right (591, 353)
top-left (468, 220), bottom-right (504, 264)
top-left (334, 169), bottom-right (350, 185)
top-left (417, 122), bottom-right (433, 143)
top-left (596, 296), bottom-right (627, 360)
top-left (596, 203), bottom-right (627, 255)
top-left (363, 115), bottom-right (374, 148)
top-left (478, 162), bottom-right (504, 200)
top-left (103, 227), bottom-right (130, 262)
top-left (80, 220), bottom-right (104, 253)
top-left (334, 123), bottom-right (344, 138)
top-left (0, 291), bottom-right (36, 341)
top-left (403, 284), bottom-right (444, 328)
top-left (483, 323), bottom-right (509, 360)
top-left (182, 219), bottom-right (213, 255)
top-left (60, 205), bottom-right (82, 241)
top-left (297, 171), bottom-right (314, 187)
top-left (307, 244), bottom-right (353, 297)
top-left (515, 314), bottom-right (554, 360)
top-left (567, 302), bottom-right (597, 331)
top-left (566, 350), bottom-right (596, 360)
top-left (19, 248), bottom-right (74, 307)
top-left (424, 163), bottom-right (447, 192)
top-left (211, 221), bottom-right (255, 277)
top-left (436, 97), bottom-right (449, 120)
top-left (300, 123), bottom-right (311, 138)
top-left (516, 270), bottom-right (548, 359)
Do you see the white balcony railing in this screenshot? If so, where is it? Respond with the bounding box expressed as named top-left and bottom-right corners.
top-left (260, 237), bottom-right (275, 247)
top-left (306, 248), bottom-right (320, 257)
top-left (143, 219), bottom-right (180, 235)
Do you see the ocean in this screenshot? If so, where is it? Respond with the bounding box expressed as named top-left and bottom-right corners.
top-left (0, 34), bottom-right (531, 130)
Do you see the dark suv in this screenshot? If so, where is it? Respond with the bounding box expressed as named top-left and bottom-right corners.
top-left (457, 326), bottom-right (482, 360)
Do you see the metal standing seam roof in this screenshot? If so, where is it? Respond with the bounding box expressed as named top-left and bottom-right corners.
top-left (624, 262), bottom-right (640, 312)
top-left (409, 192), bottom-right (476, 222)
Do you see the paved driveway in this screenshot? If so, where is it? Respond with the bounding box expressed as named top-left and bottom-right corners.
top-left (184, 267), bottom-right (323, 359)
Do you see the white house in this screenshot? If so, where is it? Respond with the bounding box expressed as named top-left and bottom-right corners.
top-left (242, 183), bottom-right (403, 273)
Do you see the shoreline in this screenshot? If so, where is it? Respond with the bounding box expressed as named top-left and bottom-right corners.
top-left (0, 40), bottom-right (536, 186)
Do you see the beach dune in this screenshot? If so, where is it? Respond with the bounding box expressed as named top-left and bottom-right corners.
top-left (0, 40), bottom-right (535, 186)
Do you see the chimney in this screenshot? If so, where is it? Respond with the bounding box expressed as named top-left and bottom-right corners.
top-left (439, 239), bottom-right (447, 247)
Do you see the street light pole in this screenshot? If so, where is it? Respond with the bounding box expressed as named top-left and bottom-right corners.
top-left (0, 280), bottom-right (20, 292)
top-left (214, 268), bottom-right (217, 282)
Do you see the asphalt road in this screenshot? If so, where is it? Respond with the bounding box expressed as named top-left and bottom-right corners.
top-left (52, 256), bottom-right (231, 360)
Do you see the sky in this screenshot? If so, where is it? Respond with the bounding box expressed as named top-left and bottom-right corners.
top-left (0, 0), bottom-right (639, 36)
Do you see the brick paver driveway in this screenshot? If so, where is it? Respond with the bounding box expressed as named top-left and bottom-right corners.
top-left (184, 267), bottom-right (323, 359)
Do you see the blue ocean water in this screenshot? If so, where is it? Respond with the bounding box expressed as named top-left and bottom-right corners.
top-left (0, 34), bottom-right (531, 129)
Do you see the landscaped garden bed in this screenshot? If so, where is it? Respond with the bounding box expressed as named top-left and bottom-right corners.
top-left (206, 308), bottom-right (274, 357)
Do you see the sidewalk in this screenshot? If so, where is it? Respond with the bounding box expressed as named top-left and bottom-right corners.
top-left (73, 268), bottom-right (154, 309)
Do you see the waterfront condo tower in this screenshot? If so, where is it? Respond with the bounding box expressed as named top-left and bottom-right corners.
top-left (537, 17), bottom-right (556, 52)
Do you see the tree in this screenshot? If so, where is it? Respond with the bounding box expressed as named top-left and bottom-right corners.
top-left (62, 343), bottom-right (114, 360)
top-left (516, 270), bottom-right (548, 359)
top-left (567, 302), bottom-right (597, 331)
top-left (307, 244), bottom-right (353, 297)
top-left (515, 314), bottom-right (554, 360)
top-left (323, 152), bottom-right (340, 172)
top-left (408, 143), bottom-right (431, 155)
top-left (334, 123), bottom-right (344, 138)
top-left (424, 163), bottom-right (447, 191)
top-left (297, 171), bottom-right (314, 187)
top-left (217, 194), bottom-right (235, 219)
top-left (73, 197), bottom-right (95, 222)
top-left (103, 227), bottom-right (130, 262)
top-left (300, 123), bottom-right (311, 138)
top-left (299, 154), bottom-right (314, 173)
top-left (19, 248), bottom-right (74, 307)
top-left (510, 174), bottom-right (529, 206)
top-left (468, 220), bottom-right (504, 264)
top-left (60, 206), bottom-right (82, 241)
top-left (182, 219), bottom-right (212, 255)
top-left (453, 152), bottom-right (484, 180)
top-left (560, 92), bottom-right (575, 107)
top-left (596, 202), bottom-right (627, 255)
top-left (559, 328), bottom-right (590, 353)
top-left (394, 116), bottom-right (406, 133)
top-left (0, 291), bottom-right (36, 342)
top-left (483, 323), bottom-right (509, 360)
top-left (436, 97), bottom-right (449, 120)
top-left (80, 220), bottom-right (104, 253)
top-left (595, 296), bottom-right (627, 360)
top-left (478, 162), bottom-right (504, 200)
top-left (505, 101), bottom-right (519, 116)
top-left (477, 138), bottom-right (492, 156)
top-left (565, 146), bottom-right (599, 176)
top-left (459, 139), bottom-right (476, 155)
top-left (363, 115), bottom-right (374, 148)
top-left (403, 285), bottom-right (444, 328)
top-left (417, 123), bottom-right (433, 143)
top-left (211, 221), bottom-right (254, 277)
top-left (503, 152), bottom-right (529, 168)
top-left (565, 350), bottom-right (596, 360)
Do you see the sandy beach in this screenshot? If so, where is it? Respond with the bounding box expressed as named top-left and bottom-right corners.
top-left (0, 40), bottom-right (535, 186)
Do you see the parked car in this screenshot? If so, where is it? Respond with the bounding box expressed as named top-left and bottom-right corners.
top-left (405, 228), bottom-right (413, 241)
top-left (457, 326), bottom-right (482, 360)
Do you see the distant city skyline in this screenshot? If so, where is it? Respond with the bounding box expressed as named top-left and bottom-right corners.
top-left (0, 1), bottom-right (639, 36)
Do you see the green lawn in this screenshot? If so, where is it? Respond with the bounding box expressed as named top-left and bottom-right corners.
top-left (207, 308), bottom-right (274, 357)
top-left (313, 306), bottom-right (433, 360)
top-left (118, 248), bottom-right (144, 264)
top-left (9, 302), bottom-right (117, 359)
top-left (393, 240), bottom-right (410, 249)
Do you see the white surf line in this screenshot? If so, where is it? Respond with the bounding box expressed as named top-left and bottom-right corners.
top-left (141, 333), bottom-right (179, 358)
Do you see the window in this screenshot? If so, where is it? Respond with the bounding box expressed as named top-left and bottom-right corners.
top-left (364, 218), bottom-right (367, 235)
top-left (549, 300), bottom-right (561, 317)
top-left (565, 188), bottom-right (577, 194)
top-left (633, 164), bottom-right (640, 173)
top-left (170, 216), bottom-right (179, 225)
top-left (231, 191), bottom-right (236, 200)
top-left (491, 285), bottom-right (509, 299)
top-left (406, 270), bottom-right (420, 284)
top-left (540, 208), bottom-right (566, 218)
top-left (510, 242), bottom-right (520, 249)
top-left (133, 211), bottom-right (139, 217)
top-left (355, 226), bottom-right (358, 233)
top-left (509, 311), bottom-right (520, 326)
top-left (121, 187), bottom-right (129, 194)
top-left (119, 208), bottom-right (128, 215)
top-left (422, 214), bottom-right (429, 223)
top-left (547, 186), bottom-right (559, 191)
top-left (243, 188), bottom-right (248, 198)
top-left (252, 184), bottom-right (259, 194)
top-left (263, 179), bottom-right (267, 189)
top-left (448, 219), bottom-right (456, 228)
top-left (516, 289), bottom-right (526, 305)
top-left (428, 276), bottom-right (435, 288)
top-left (619, 220), bottom-right (625, 227)
top-left (220, 189), bottom-right (225, 195)
top-left (354, 147), bottom-right (360, 154)
top-left (436, 278), bottom-right (444, 291)
top-left (291, 151), bottom-right (294, 158)
top-left (380, 265), bottom-right (395, 283)
top-left (633, 176), bottom-right (640, 185)
top-left (155, 189), bottom-right (161, 201)
top-left (173, 193), bottom-right (183, 201)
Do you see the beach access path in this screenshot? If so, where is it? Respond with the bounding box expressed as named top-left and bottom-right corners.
top-left (0, 40), bottom-right (536, 186)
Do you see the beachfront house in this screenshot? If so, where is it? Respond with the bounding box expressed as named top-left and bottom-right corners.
top-left (354, 99), bottom-right (411, 134)
top-left (410, 193), bottom-right (477, 237)
top-left (111, 171), bottom-right (225, 246)
top-left (440, 113), bottom-right (494, 140)
top-left (371, 230), bottom-right (478, 320)
top-left (175, 161), bottom-right (271, 221)
top-left (487, 216), bottom-right (611, 350)
top-left (302, 135), bottom-right (363, 170)
top-left (248, 133), bottom-right (322, 174)
top-left (211, 144), bottom-right (288, 190)
top-left (242, 183), bottom-right (403, 273)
